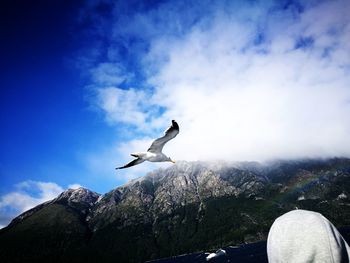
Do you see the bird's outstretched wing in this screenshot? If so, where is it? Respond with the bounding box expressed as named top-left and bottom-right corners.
top-left (147, 120), bottom-right (179, 153)
top-left (116, 158), bottom-right (145, 169)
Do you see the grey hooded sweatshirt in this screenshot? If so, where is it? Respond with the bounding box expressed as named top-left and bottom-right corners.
top-left (267, 210), bottom-right (350, 263)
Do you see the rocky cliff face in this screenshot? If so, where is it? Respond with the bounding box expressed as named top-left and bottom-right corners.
top-left (88, 161), bottom-right (267, 231)
top-left (1, 158), bottom-right (350, 263)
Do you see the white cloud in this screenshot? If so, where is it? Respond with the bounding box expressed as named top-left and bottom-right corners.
top-left (90, 0), bottom-right (350, 166)
top-left (68, 184), bottom-right (83, 190)
top-left (1, 181), bottom-right (64, 212)
top-left (96, 87), bottom-right (151, 128)
top-left (142, 0), bottom-right (350, 162)
top-left (90, 62), bottom-right (131, 86)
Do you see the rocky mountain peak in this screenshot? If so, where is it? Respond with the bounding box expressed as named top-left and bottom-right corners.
top-left (55, 187), bottom-right (100, 206)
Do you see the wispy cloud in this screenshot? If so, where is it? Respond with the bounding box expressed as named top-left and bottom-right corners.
top-left (83, 0), bottom-right (350, 166)
top-left (90, 62), bottom-right (131, 86)
top-left (68, 183), bottom-right (83, 189)
top-left (1, 181), bottom-right (64, 212)
top-left (0, 181), bottom-right (82, 229)
top-left (96, 87), bottom-right (150, 127)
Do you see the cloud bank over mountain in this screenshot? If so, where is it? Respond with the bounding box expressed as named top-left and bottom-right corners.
top-left (85, 0), bottom-right (350, 164)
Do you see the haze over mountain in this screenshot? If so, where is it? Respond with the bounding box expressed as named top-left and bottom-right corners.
top-left (1, 158), bottom-right (349, 263)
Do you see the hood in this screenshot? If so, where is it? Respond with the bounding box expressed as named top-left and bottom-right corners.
top-left (267, 209), bottom-right (350, 263)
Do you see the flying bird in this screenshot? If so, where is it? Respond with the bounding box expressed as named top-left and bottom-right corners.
top-left (116, 120), bottom-right (180, 169)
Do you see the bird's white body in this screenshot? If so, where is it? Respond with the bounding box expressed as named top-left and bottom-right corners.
top-left (131, 152), bottom-right (168, 162)
top-left (116, 120), bottom-right (179, 169)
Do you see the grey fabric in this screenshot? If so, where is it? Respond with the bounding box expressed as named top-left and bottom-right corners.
top-left (267, 209), bottom-right (350, 263)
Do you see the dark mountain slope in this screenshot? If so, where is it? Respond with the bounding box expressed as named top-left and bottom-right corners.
top-left (0, 188), bottom-right (100, 262)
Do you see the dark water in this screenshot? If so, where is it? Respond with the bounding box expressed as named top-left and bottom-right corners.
top-left (145, 241), bottom-right (268, 263)
top-left (146, 227), bottom-right (350, 263)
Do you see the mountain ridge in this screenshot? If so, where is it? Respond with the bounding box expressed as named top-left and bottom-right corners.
top-left (1, 158), bottom-right (350, 263)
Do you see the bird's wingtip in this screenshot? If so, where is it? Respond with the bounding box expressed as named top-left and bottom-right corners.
top-left (171, 120), bottom-right (179, 129)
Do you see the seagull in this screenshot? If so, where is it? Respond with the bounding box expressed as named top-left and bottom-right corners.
top-left (116, 120), bottom-right (180, 169)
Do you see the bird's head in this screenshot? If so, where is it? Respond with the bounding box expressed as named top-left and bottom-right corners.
top-left (168, 157), bottom-right (176, 164)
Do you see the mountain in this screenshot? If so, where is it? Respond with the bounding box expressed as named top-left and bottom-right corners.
top-left (0, 188), bottom-right (100, 262)
top-left (1, 158), bottom-right (350, 263)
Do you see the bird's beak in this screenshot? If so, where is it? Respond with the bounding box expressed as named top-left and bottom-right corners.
top-left (170, 160), bottom-right (176, 164)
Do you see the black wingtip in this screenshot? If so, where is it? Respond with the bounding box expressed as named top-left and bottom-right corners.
top-left (172, 120), bottom-right (179, 130)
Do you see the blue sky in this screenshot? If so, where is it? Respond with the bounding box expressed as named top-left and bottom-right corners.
top-left (1, 0), bottom-right (350, 227)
